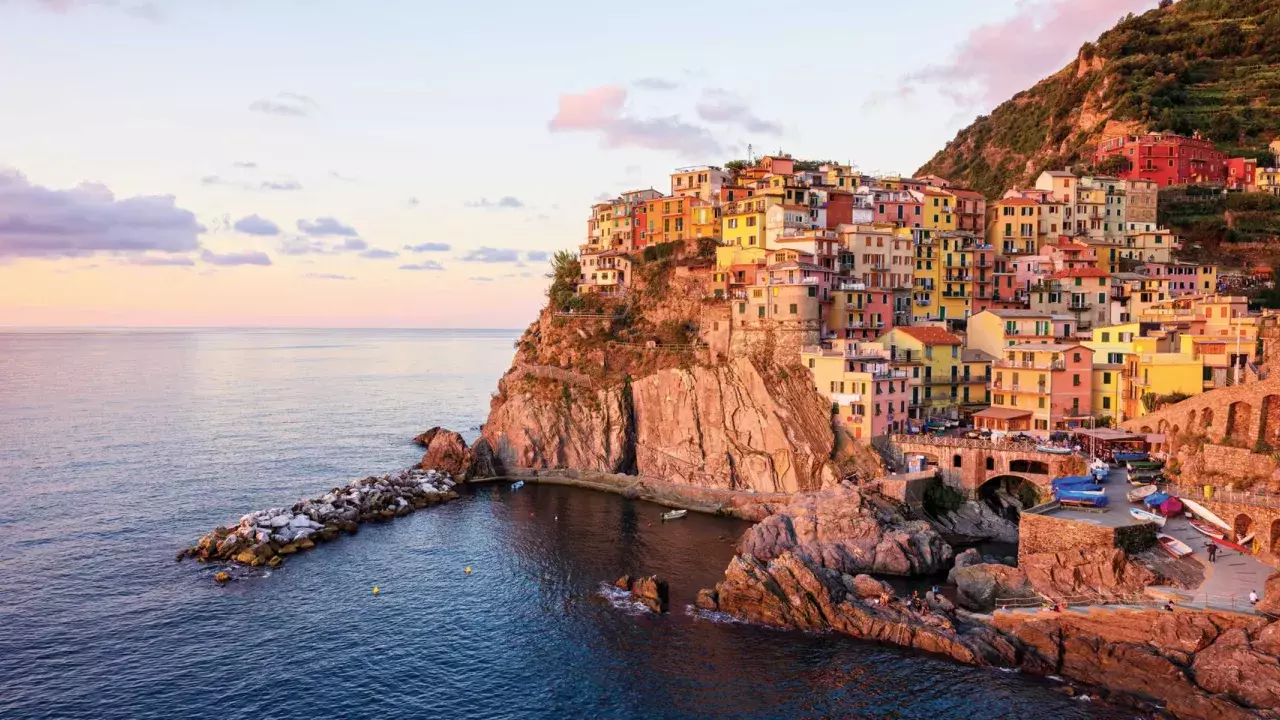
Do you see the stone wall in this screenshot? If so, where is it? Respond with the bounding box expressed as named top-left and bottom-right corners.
top-left (1018, 513), bottom-right (1116, 560)
top-left (891, 435), bottom-right (1080, 496)
top-left (876, 471), bottom-right (934, 506)
top-left (1122, 373), bottom-right (1280, 453)
top-left (729, 318), bottom-right (821, 367)
top-left (1175, 442), bottom-right (1278, 490)
top-left (698, 302), bottom-right (733, 364)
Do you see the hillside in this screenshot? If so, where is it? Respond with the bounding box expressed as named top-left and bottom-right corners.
top-left (918, 0), bottom-right (1280, 198)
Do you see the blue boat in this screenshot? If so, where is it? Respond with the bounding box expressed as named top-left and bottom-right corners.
top-left (1055, 489), bottom-right (1109, 507)
top-left (510, 480), bottom-right (525, 490)
top-left (1113, 451), bottom-right (1148, 463)
top-left (1051, 475), bottom-right (1097, 491)
top-left (1143, 492), bottom-right (1170, 509)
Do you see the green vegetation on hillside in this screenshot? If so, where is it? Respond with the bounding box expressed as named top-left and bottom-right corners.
top-left (919, 0), bottom-right (1280, 198)
top-left (1160, 187), bottom-right (1280, 250)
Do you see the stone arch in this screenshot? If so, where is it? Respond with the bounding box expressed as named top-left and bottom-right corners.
top-left (1201, 408), bottom-right (1214, 432)
top-left (978, 474), bottom-right (1042, 516)
top-left (1169, 425), bottom-right (1181, 453)
top-left (1187, 408), bottom-right (1197, 430)
top-left (1235, 513), bottom-right (1255, 544)
top-left (1158, 419), bottom-right (1170, 434)
top-left (1262, 395), bottom-right (1280, 444)
top-left (916, 452), bottom-right (940, 467)
top-left (1009, 458), bottom-right (1049, 475)
top-left (1226, 401), bottom-right (1254, 443)
top-left (1140, 425), bottom-right (1154, 434)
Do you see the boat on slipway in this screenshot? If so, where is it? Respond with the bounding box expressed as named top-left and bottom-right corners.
top-left (1127, 484), bottom-right (1159, 503)
top-left (1181, 497), bottom-right (1232, 533)
top-left (1157, 534), bottom-right (1194, 558)
top-left (1129, 508), bottom-right (1166, 527)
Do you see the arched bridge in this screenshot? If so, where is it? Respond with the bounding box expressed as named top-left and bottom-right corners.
top-left (888, 435), bottom-right (1084, 500)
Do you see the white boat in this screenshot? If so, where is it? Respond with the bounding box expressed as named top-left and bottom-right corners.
top-left (1157, 534), bottom-right (1194, 558)
top-left (1036, 445), bottom-right (1074, 455)
top-left (1129, 508), bottom-right (1166, 527)
top-left (1181, 497), bottom-right (1231, 533)
top-left (1188, 519), bottom-right (1225, 540)
top-left (1239, 532), bottom-right (1256, 547)
top-left (1127, 484), bottom-right (1159, 503)
top-left (661, 509), bottom-right (688, 521)
top-left (510, 480), bottom-right (524, 490)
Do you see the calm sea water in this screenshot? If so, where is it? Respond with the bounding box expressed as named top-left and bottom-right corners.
top-left (0, 329), bottom-right (1130, 719)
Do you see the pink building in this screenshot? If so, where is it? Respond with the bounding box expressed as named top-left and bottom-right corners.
top-left (872, 189), bottom-right (923, 229)
top-left (1047, 344), bottom-right (1095, 430)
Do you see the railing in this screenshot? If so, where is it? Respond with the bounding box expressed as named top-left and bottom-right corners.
top-left (839, 282), bottom-right (867, 291)
top-left (889, 434), bottom-right (1075, 456)
top-left (1166, 483), bottom-right (1280, 510)
top-left (994, 359), bottom-right (1064, 370)
top-left (874, 370), bottom-right (909, 380)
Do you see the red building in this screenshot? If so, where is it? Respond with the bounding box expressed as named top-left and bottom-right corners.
top-left (1094, 131), bottom-right (1227, 187)
top-left (824, 190), bottom-right (853, 228)
top-left (1226, 157), bottom-right (1258, 191)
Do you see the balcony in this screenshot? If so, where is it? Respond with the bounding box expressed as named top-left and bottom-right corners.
top-left (994, 359), bottom-right (1064, 371)
top-left (1067, 302), bottom-right (1092, 311)
top-left (874, 369), bottom-right (909, 380)
top-left (839, 282), bottom-right (867, 291)
top-left (915, 299), bottom-right (932, 307)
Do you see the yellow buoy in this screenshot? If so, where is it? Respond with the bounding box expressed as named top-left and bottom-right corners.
top-left (465, 566), bottom-right (472, 575)
top-left (372, 585), bottom-right (380, 595)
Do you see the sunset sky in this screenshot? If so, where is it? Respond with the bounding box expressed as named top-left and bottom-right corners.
top-left (0, 0), bottom-right (1157, 328)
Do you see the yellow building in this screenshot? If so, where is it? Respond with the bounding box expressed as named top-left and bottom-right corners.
top-left (1258, 167), bottom-right (1280, 197)
top-left (1082, 323), bottom-right (1203, 422)
top-left (716, 195), bottom-right (779, 267)
top-left (987, 198), bottom-right (1039, 256)
top-left (912, 232), bottom-right (940, 321)
top-left (800, 342), bottom-right (911, 439)
top-left (876, 326), bottom-right (965, 420)
top-left (690, 199), bottom-right (719, 240)
top-left (961, 348), bottom-right (995, 409)
top-left (921, 188), bottom-right (957, 233)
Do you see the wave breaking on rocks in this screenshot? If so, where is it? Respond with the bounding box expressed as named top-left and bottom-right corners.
top-left (179, 467), bottom-right (459, 570)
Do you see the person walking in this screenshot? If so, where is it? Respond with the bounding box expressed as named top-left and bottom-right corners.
top-left (1207, 543), bottom-right (1218, 563)
top-left (1250, 590), bottom-right (1260, 605)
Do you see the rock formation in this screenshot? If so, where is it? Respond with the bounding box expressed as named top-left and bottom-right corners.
top-left (181, 467), bottom-right (457, 569)
top-left (613, 574), bottom-right (670, 613)
top-left (952, 564), bottom-right (1037, 612)
top-left (1019, 547), bottom-right (1158, 602)
top-left (1260, 573), bottom-right (1280, 616)
top-left (736, 486), bottom-right (952, 576)
top-left (416, 427), bottom-right (475, 478)
top-left (932, 499), bottom-right (1020, 543)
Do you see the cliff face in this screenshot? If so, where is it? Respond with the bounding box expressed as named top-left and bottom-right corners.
top-left (482, 355), bottom-right (839, 493)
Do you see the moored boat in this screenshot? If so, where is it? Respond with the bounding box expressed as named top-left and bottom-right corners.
top-left (1212, 536), bottom-right (1252, 554)
top-left (510, 480), bottom-right (525, 490)
top-left (661, 509), bottom-right (688, 521)
top-left (1036, 445), bottom-right (1073, 455)
top-left (1129, 508), bottom-right (1166, 527)
top-left (1157, 534), bottom-right (1194, 558)
top-left (1127, 484), bottom-right (1158, 503)
top-left (1188, 519), bottom-right (1226, 540)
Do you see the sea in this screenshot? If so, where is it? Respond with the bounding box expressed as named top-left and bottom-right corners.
top-left (0, 328), bottom-right (1134, 719)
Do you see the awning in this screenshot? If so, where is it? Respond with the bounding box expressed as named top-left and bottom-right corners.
top-left (1071, 428), bottom-right (1143, 441)
top-left (973, 407), bottom-right (1033, 420)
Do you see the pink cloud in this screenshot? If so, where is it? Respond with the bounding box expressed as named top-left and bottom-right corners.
top-left (548, 85), bottom-right (721, 159)
top-left (905, 0), bottom-right (1158, 109)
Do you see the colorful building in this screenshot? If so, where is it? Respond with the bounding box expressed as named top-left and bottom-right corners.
top-left (1093, 131), bottom-right (1227, 187)
top-left (801, 341), bottom-right (910, 439)
top-left (979, 343), bottom-right (1095, 436)
top-left (877, 326), bottom-right (966, 421)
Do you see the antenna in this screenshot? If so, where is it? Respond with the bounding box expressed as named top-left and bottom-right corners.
top-left (747, 143), bottom-right (753, 163)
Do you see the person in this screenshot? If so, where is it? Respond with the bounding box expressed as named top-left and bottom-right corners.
top-left (1251, 590), bottom-right (1260, 605)
top-left (1207, 543), bottom-right (1218, 563)
top-left (1164, 600), bottom-right (1175, 612)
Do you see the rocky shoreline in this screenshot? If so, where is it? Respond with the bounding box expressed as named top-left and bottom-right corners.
top-left (180, 467), bottom-right (458, 571)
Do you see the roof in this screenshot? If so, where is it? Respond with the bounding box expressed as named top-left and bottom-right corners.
top-left (767, 260), bottom-right (827, 272)
top-left (1048, 268), bottom-right (1110, 279)
top-left (894, 326), bottom-right (962, 346)
top-left (973, 407), bottom-right (1033, 420)
top-left (997, 197), bottom-right (1039, 206)
top-left (962, 348), bottom-right (998, 363)
top-left (950, 188), bottom-right (984, 200)
top-left (1043, 170), bottom-right (1077, 178)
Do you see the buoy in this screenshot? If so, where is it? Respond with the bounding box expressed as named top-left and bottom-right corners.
top-left (465, 566), bottom-right (473, 575)
top-left (373, 585), bottom-right (380, 595)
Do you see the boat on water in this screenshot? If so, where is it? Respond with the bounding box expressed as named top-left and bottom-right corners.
top-left (510, 480), bottom-right (524, 490)
top-left (1181, 497), bottom-right (1232, 533)
top-left (1188, 519), bottom-right (1226, 540)
top-left (1127, 484), bottom-right (1159, 503)
top-left (661, 509), bottom-right (688, 521)
top-left (1036, 445), bottom-right (1074, 455)
top-left (1158, 534), bottom-right (1195, 558)
top-left (1129, 508), bottom-right (1166, 527)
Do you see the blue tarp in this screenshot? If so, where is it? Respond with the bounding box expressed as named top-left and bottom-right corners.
top-left (1113, 452), bottom-right (1148, 463)
top-left (1144, 492), bottom-right (1170, 509)
top-left (1051, 475), bottom-right (1097, 490)
top-left (1055, 489), bottom-right (1109, 507)
top-left (1090, 468), bottom-right (1109, 482)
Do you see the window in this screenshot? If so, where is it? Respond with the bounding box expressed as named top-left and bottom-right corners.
top-left (1073, 352), bottom-right (1081, 362)
top-left (1072, 374), bottom-right (1081, 386)
top-left (808, 287), bottom-right (816, 298)
top-left (952, 455), bottom-right (962, 468)
top-left (808, 358), bottom-right (814, 368)
top-left (738, 303), bottom-right (745, 314)
top-left (1038, 397), bottom-right (1045, 409)
top-left (1103, 397), bottom-right (1111, 410)
top-left (757, 306), bottom-right (765, 318)
top-left (1101, 332), bottom-right (1110, 342)
top-left (789, 303), bottom-right (798, 315)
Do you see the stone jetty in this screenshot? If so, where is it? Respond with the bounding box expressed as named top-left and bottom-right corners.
top-left (180, 467), bottom-right (458, 568)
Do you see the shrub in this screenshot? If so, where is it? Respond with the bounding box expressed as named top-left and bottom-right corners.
top-left (923, 480), bottom-right (965, 516)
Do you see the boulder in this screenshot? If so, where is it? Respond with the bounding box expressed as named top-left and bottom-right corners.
top-left (470, 437), bottom-right (503, 479)
top-left (1020, 548), bottom-right (1157, 602)
top-left (628, 575), bottom-right (669, 613)
top-left (214, 571), bottom-right (230, 583)
top-left (1258, 572), bottom-right (1280, 616)
top-left (953, 563), bottom-right (1034, 612)
top-left (613, 574), bottom-right (632, 590)
top-left (417, 427), bottom-right (475, 478)
top-left (847, 574), bottom-right (893, 601)
top-left (695, 588), bottom-right (719, 611)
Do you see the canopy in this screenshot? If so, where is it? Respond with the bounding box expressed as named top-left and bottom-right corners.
top-left (1052, 475), bottom-right (1096, 490)
top-left (1144, 492), bottom-right (1170, 509)
top-left (973, 407), bottom-right (1033, 420)
top-left (1158, 496), bottom-right (1184, 517)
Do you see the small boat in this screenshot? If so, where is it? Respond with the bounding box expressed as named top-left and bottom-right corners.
top-left (661, 509), bottom-right (688, 521)
top-left (1127, 484), bottom-right (1158, 503)
top-left (1036, 445), bottom-right (1074, 455)
top-left (1212, 536), bottom-right (1252, 554)
top-left (1113, 451), bottom-right (1148, 464)
top-left (1181, 498), bottom-right (1232, 533)
top-left (1126, 460), bottom-right (1164, 473)
top-left (510, 480), bottom-right (525, 490)
top-left (1239, 532), bottom-right (1256, 547)
top-left (1055, 489), bottom-right (1108, 507)
top-left (1051, 475), bottom-right (1097, 491)
top-left (1129, 508), bottom-right (1166, 527)
top-left (1188, 519), bottom-right (1225, 540)
top-left (1157, 534), bottom-right (1194, 558)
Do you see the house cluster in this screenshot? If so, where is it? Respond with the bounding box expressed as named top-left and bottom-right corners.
top-left (1094, 132), bottom-right (1280, 195)
top-left (575, 150), bottom-right (1276, 440)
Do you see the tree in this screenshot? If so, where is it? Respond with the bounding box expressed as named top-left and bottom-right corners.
top-left (1095, 154), bottom-right (1130, 177)
top-left (545, 250), bottom-right (580, 311)
top-left (696, 236), bottom-right (721, 259)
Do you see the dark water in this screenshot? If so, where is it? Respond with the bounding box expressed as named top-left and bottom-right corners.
top-left (0, 329), bottom-right (1130, 719)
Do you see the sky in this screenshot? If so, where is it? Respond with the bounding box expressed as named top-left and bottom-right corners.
top-left (0, 0), bottom-right (1158, 329)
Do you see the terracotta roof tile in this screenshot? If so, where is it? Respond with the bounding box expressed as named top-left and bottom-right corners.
top-left (895, 326), bottom-right (963, 346)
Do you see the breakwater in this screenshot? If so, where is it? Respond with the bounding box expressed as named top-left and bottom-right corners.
top-left (179, 467), bottom-right (458, 570)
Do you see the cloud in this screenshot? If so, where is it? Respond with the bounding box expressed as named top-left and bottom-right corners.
top-left (233, 161), bottom-right (258, 169)
top-left (466, 196), bottom-right (524, 209)
top-left (277, 236), bottom-right (331, 256)
top-left (406, 197), bottom-right (420, 208)
top-left (303, 272), bottom-right (354, 281)
top-left (330, 171), bottom-right (357, 182)
top-left (336, 237), bottom-right (368, 252)
top-left (899, 0), bottom-right (1157, 110)
top-left (403, 242), bottom-right (450, 252)
top-left (0, 169), bottom-right (204, 259)
top-left (232, 214), bottom-right (280, 236)
top-left (200, 249), bottom-right (272, 266)
top-left (249, 91), bottom-right (317, 117)
top-left (297, 217), bottom-right (359, 237)
top-left (470, 276), bottom-right (495, 282)
top-left (526, 250), bottom-right (550, 262)
top-left (548, 85), bottom-right (721, 159)
top-left (593, 192), bottom-right (615, 202)
top-left (121, 255), bottom-right (195, 267)
top-left (634, 77), bottom-right (678, 91)
top-left (461, 246), bottom-right (521, 263)
top-left (358, 248), bottom-right (399, 260)
top-left (399, 261), bottom-right (445, 271)
top-left (202, 176), bottom-right (302, 192)
top-left (695, 89), bottom-right (782, 135)
top-left (260, 180), bottom-right (302, 191)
